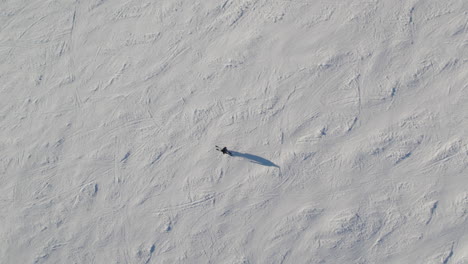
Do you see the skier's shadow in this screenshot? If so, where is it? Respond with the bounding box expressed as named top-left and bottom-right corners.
top-left (230, 151), bottom-right (280, 168)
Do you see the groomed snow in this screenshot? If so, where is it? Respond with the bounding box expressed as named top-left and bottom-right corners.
top-left (1, 0), bottom-right (467, 263)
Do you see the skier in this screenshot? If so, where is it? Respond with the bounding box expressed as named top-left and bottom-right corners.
top-left (216, 146), bottom-right (232, 156)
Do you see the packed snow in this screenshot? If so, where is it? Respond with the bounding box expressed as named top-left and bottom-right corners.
top-left (1, 0), bottom-right (467, 263)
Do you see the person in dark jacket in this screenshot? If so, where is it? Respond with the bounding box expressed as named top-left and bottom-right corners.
top-left (216, 146), bottom-right (232, 156)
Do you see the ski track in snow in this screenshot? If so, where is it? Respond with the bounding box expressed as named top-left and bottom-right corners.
top-left (1, 0), bottom-right (468, 263)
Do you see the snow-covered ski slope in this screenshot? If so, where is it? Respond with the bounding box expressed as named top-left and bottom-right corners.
top-left (1, 0), bottom-right (467, 263)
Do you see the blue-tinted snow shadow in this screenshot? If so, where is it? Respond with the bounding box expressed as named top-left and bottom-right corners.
top-left (230, 151), bottom-right (280, 168)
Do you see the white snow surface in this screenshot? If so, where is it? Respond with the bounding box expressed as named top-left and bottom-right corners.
top-left (1, 0), bottom-right (468, 263)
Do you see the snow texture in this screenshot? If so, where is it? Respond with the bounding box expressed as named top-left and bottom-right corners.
top-left (1, 0), bottom-right (467, 263)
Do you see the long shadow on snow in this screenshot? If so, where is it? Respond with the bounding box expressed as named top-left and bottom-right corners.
top-left (229, 151), bottom-right (280, 168)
